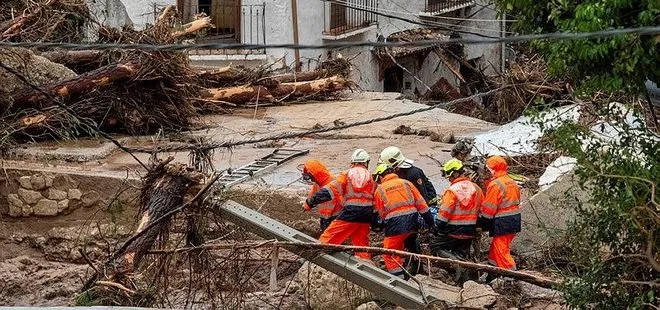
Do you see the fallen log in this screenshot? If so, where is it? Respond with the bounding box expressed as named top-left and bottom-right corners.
top-left (40, 50), bottom-right (103, 67)
top-left (262, 69), bottom-right (334, 84)
top-left (200, 84), bottom-right (273, 104)
top-left (268, 75), bottom-right (348, 98)
top-left (119, 158), bottom-right (203, 273)
top-left (10, 62), bottom-right (139, 109)
top-left (199, 76), bottom-right (348, 105)
top-left (195, 66), bottom-right (256, 87)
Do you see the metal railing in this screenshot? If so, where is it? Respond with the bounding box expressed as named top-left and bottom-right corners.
top-left (189, 3), bottom-right (266, 46)
top-left (424, 0), bottom-right (475, 14)
top-left (324, 0), bottom-right (378, 36)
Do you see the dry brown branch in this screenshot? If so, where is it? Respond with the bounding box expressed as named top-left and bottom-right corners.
top-left (148, 240), bottom-right (561, 288)
top-left (433, 48), bottom-right (465, 83)
top-left (96, 281), bottom-right (136, 295)
top-left (171, 16), bottom-right (214, 39)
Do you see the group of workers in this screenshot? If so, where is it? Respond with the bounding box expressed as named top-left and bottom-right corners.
top-left (301, 140), bottom-right (521, 281)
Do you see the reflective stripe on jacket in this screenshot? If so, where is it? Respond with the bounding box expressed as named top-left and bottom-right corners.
top-left (303, 160), bottom-right (343, 219)
top-left (374, 173), bottom-right (430, 236)
top-left (306, 183), bottom-right (342, 219)
top-left (311, 168), bottom-right (376, 223)
top-left (479, 174), bottom-right (521, 236)
top-left (436, 177), bottom-right (483, 239)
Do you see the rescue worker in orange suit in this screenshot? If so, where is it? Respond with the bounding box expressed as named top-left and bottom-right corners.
top-left (478, 155), bottom-right (521, 272)
top-left (373, 163), bottom-right (435, 279)
top-left (379, 147), bottom-right (439, 216)
top-left (301, 160), bottom-right (343, 232)
top-left (430, 159), bottom-right (483, 284)
top-left (306, 149), bottom-right (375, 260)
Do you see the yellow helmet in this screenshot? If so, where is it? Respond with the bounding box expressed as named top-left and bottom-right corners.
top-left (443, 158), bottom-right (464, 177)
top-left (374, 162), bottom-right (389, 176)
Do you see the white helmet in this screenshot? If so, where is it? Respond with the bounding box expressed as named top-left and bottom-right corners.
top-left (351, 149), bottom-right (371, 163)
top-left (379, 146), bottom-right (407, 169)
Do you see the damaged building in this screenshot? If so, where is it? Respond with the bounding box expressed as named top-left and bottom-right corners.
top-left (124, 0), bottom-right (505, 96)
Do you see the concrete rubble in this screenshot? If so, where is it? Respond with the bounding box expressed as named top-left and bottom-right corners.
top-left (459, 280), bottom-right (499, 308)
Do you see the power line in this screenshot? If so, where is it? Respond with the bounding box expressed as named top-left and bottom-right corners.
top-left (123, 88), bottom-right (504, 154)
top-left (1, 27), bottom-right (657, 51)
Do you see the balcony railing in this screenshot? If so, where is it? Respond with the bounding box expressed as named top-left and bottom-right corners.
top-left (423, 0), bottom-right (476, 15)
top-left (188, 3), bottom-right (266, 55)
top-left (324, 0), bottom-right (378, 38)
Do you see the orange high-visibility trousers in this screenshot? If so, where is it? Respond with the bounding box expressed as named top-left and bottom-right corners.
top-left (319, 220), bottom-right (371, 260)
top-left (488, 233), bottom-right (516, 270)
top-left (382, 232), bottom-right (412, 276)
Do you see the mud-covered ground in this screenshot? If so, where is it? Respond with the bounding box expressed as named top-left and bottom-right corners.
top-left (0, 186), bottom-right (318, 307)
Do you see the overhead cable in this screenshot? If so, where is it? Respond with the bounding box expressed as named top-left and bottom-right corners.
top-left (124, 88), bottom-right (503, 154)
top-left (1, 27), bottom-right (657, 51)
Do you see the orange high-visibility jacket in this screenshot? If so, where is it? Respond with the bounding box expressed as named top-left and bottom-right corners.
top-left (303, 160), bottom-right (343, 220)
top-left (478, 156), bottom-right (521, 236)
top-left (374, 173), bottom-right (434, 236)
top-left (310, 166), bottom-right (376, 223)
top-left (437, 176), bottom-right (483, 239)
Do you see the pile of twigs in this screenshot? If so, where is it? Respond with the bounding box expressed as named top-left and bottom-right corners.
top-left (0, 2), bottom-right (353, 148)
top-left (0, 0), bottom-right (90, 43)
top-left (447, 51), bottom-right (573, 124)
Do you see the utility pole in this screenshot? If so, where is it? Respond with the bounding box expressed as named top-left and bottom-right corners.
top-left (291, 0), bottom-right (301, 72)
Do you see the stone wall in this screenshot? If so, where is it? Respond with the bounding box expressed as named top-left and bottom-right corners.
top-left (6, 173), bottom-right (94, 217)
top-left (1, 169), bottom-right (139, 218)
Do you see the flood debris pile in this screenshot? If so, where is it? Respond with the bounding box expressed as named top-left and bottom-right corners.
top-left (443, 51), bottom-right (574, 124)
top-left (0, 1), bottom-right (353, 149)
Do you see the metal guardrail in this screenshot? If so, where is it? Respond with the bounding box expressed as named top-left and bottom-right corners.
top-left (424, 0), bottom-right (476, 14)
top-left (324, 0), bottom-right (378, 36)
top-left (217, 200), bottom-right (460, 308)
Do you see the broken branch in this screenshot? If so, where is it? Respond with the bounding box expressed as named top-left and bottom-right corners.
top-left (147, 240), bottom-right (561, 289)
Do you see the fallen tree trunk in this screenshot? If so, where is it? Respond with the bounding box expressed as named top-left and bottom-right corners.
top-left (118, 157), bottom-right (202, 273)
top-left (195, 66), bottom-right (255, 87)
top-left (40, 50), bottom-right (103, 67)
top-left (10, 62), bottom-right (139, 109)
top-left (262, 69), bottom-right (334, 84)
top-left (269, 75), bottom-right (348, 98)
top-left (199, 76), bottom-right (348, 105)
top-left (147, 240), bottom-right (562, 289)
top-left (200, 84), bottom-right (273, 105)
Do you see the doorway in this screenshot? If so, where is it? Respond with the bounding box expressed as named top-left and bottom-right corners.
top-left (384, 65), bottom-right (404, 93)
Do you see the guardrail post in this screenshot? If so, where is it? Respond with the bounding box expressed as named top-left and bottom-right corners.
top-left (269, 245), bottom-right (279, 292)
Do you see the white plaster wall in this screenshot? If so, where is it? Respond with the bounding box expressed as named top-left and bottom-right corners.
top-left (173, 0), bottom-right (502, 90)
top-left (120, 0), bottom-right (176, 29)
top-left (428, 0), bottom-right (503, 75)
top-left (399, 51), bottom-right (460, 97)
top-left (462, 2), bottom-right (503, 74)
